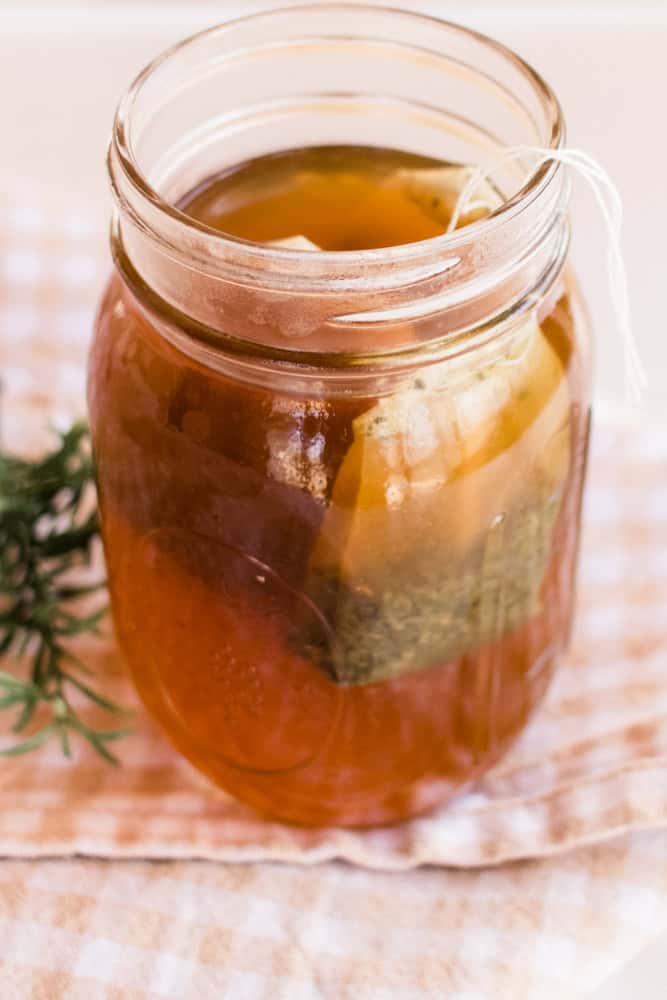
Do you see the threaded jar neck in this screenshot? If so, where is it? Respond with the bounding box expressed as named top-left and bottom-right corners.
top-left (109, 4), bottom-right (568, 368)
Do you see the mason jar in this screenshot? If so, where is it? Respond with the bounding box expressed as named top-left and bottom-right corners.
top-left (88, 5), bottom-right (592, 826)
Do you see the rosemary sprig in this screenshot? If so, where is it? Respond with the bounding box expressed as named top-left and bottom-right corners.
top-left (0, 422), bottom-right (130, 763)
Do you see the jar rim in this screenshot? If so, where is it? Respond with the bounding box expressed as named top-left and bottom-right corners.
top-left (111, 3), bottom-right (565, 272)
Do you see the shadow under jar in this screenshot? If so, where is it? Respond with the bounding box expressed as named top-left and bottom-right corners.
top-left (88, 5), bottom-right (592, 827)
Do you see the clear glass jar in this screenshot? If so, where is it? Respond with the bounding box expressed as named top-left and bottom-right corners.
top-left (88, 5), bottom-right (592, 826)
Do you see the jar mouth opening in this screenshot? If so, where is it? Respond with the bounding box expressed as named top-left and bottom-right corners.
top-left (111, 2), bottom-right (565, 274)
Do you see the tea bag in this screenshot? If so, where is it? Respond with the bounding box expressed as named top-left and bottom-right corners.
top-left (387, 165), bottom-right (502, 227)
top-left (269, 235), bottom-right (322, 251)
top-left (305, 315), bottom-right (571, 683)
top-left (273, 167), bottom-right (571, 683)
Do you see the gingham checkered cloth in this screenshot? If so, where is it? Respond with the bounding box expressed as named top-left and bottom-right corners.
top-left (2, 184), bottom-right (667, 998)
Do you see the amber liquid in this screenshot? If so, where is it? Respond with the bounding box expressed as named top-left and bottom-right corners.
top-left (89, 147), bottom-right (589, 826)
top-left (183, 146), bottom-right (476, 247)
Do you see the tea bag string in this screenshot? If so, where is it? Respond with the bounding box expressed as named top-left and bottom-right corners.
top-left (447, 146), bottom-right (647, 407)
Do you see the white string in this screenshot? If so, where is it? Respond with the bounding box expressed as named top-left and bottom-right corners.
top-left (447, 145), bottom-right (647, 407)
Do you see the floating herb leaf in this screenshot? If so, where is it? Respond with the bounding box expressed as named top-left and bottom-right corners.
top-left (0, 422), bottom-right (130, 761)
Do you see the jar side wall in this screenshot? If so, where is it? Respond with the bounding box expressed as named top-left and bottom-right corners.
top-left (92, 8), bottom-right (586, 826)
top-left (88, 275), bottom-right (591, 826)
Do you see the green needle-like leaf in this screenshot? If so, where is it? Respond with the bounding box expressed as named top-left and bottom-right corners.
top-left (0, 726), bottom-right (56, 757)
top-left (0, 423), bottom-right (129, 762)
